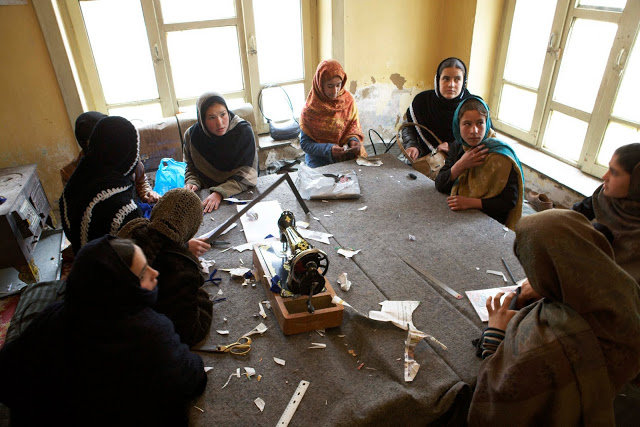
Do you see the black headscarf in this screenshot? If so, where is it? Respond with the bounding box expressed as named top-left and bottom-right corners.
top-left (60, 116), bottom-right (141, 254)
top-left (406, 57), bottom-right (472, 149)
top-left (74, 111), bottom-right (107, 151)
top-left (189, 92), bottom-right (256, 172)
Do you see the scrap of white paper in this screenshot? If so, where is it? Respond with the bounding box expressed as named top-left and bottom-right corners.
top-left (297, 221), bottom-right (310, 229)
top-left (237, 200), bottom-right (282, 242)
top-left (465, 286), bottom-right (518, 322)
top-left (258, 302), bottom-right (267, 319)
top-left (244, 367), bottom-right (256, 378)
top-left (216, 330), bottom-right (230, 335)
top-left (217, 289), bottom-right (224, 295)
top-left (204, 367), bottom-right (214, 373)
top-left (405, 329), bottom-right (427, 382)
top-left (358, 206), bottom-right (368, 211)
top-left (274, 357), bottom-right (286, 366)
top-left (254, 397), bottom-right (265, 412)
top-left (312, 216), bottom-right (321, 221)
top-left (486, 270), bottom-right (508, 282)
top-left (308, 343), bottom-right (326, 349)
top-left (368, 301), bottom-right (420, 331)
top-left (221, 368), bottom-right (241, 389)
top-left (197, 222), bottom-right (237, 240)
top-left (408, 234), bottom-right (416, 241)
top-left (199, 258), bottom-right (216, 274)
top-left (221, 267), bottom-right (251, 278)
top-left (298, 228), bottom-right (333, 245)
top-left (356, 158), bottom-right (383, 167)
top-left (243, 322), bottom-right (268, 337)
top-left (332, 295), bottom-right (355, 310)
top-left (337, 272), bottom-right (351, 291)
top-left (337, 248), bottom-right (361, 258)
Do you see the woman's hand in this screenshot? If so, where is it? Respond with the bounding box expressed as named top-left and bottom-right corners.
top-left (405, 147), bottom-right (419, 161)
top-left (185, 183), bottom-right (199, 192)
top-left (142, 190), bottom-right (160, 204)
top-left (347, 138), bottom-right (362, 156)
top-left (202, 191), bottom-right (222, 213)
top-left (487, 292), bottom-right (518, 330)
top-left (450, 145), bottom-right (489, 179)
top-left (188, 238), bottom-right (211, 257)
top-left (437, 142), bottom-right (449, 153)
top-left (515, 279), bottom-right (543, 309)
top-left (447, 195), bottom-right (481, 211)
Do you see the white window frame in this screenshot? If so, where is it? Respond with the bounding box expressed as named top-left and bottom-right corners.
top-left (34, 0), bottom-right (316, 133)
top-left (491, 0), bottom-right (640, 178)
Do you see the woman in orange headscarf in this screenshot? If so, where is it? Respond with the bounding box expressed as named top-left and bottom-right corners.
top-left (299, 60), bottom-right (366, 168)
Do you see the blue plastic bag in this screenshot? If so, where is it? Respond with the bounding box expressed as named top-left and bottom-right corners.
top-left (153, 158), bottom-right (186, 196)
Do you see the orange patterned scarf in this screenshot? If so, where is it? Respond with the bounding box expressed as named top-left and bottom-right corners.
top-left (300, 60), bottom-right (365, 155)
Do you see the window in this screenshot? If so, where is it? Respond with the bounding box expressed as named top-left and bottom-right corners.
top-left (491, 0), bottom-right (640, 177)
top-left (46, 0), bottom-right (314, 131)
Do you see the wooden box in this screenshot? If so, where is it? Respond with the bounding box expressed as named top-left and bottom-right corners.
top-left (253, 244), bottom-right (343, 335)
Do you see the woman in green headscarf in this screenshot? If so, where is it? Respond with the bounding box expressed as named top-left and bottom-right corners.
top-left (435, 96), bottom-right (524, 229)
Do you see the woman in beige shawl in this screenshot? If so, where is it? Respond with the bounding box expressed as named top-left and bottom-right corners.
top-left (470, 209), bottom-right (640, 425)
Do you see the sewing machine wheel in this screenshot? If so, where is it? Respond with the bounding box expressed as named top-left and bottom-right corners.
top-left (289, 248), bottom-right (329, 284)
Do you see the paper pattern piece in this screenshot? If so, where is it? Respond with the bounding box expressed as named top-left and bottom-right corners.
top-left (368, 301), bottom-right (420, 331)
top-left (197, 222), bottom-right (237, 240)
top-left (356, 158), bottom-right (383, 167)
top-left (404, 329), bottom-right (428, 382)
top-left (238, 200), bottom-right (282, 242)
top-left (243, 322), bottom-right (268, 337)
top-left (337, 272), bottom-right (351, 291)
top-left (221, 267), bottom-right (251, 278)
top-left (274, 357), bottom-right (286, 366)
top-left (254, 397), bottom-right (265, 412)
top-left (337, 248), bottom-right (360, 258)
top-left (465, 286), bottom-right (518, 322)
top-left (486, 270), bottom-right (508, 282)
top-left (298, 228), bottom-right (333, 245)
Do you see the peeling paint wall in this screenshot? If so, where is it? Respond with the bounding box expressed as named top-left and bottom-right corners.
top-left (0, 1), bottom-right (76, 213)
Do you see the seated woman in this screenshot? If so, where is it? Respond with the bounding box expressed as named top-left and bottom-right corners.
top-left (118, 188), bottom-right (213, 346)
top-left (0, 236), bottom-right (207, 425)
top-left (471, 209), bottom-right (640, 424)
top-left (435, 96), bottom-right (524, 229)
top-left (402, 57), bottom-right (472, 161)
top-left (61, 111), bottom-right (159, 203)
top-left (59, 116), bottom-right (142, 254)
top-left (183, 92), bottom-right (257, 213)
top-left (299, 60), bottom-right (366, 168)
top-left (572, 143), bottom-right (640, 282)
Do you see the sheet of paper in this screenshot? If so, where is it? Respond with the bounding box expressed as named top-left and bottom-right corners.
top-left (237, 200), bottom-right (282, 242)
top-left (197, 222), bottom-right (237, 240)
top-left (243, 322), bottom-right (268, 337)
top-left (356, 157), bottom-right (383, 167)
top-left (298, 228), bottom-right (333, 245)
top-left (337, 248), bottom-right (361, 258)
top-left (465, 285), bottom-right (518, 322)
top-left (368, 301), bottom-right (420, 331)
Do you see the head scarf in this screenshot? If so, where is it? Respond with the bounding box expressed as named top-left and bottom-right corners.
top-left (300, 60), bottom-right (365, 153)
top-left (407, 58), bottom-right (471, 151)
top-left (188, 92), bottom-right (255, 172)
top-left (469, 209), bottom-right (640, 425)
top-left (451, 96), bottom-right (524, 229)
top-left (592, 157), bottom-right (640, 282)
top-left (74, 111), bottom-right (107, 151)
top-left (60, 116), bottom-right (141, 253)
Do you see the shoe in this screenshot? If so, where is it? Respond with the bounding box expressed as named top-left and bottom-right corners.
top-left (526, 190), bottom-right (553, 211)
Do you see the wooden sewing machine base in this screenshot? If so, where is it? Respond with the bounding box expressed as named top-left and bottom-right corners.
top-left (253, 245), bottom-right (343, 335)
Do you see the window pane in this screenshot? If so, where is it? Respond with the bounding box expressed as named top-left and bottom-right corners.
top-left (597, 121), bottom-right (640, 166)
top-left (80, 0), bottom-right (158, 104)
top-left (497, 84), bottom-right (537, 131)
top-left (166, 27), bottom-right (244, 99)
top-left (612, 36), bottom-right (640, 124)
top-left (253, 0), bottom-right (304, 84)
top-left (108, 103), bottom-right (163, 123)
top-left (158, 0), bottom-right (235, 24)
top-left (542, 111), bottom-right (588, 161)
top-left (503, 0), bottom-right (556, 89)
top-left (553, 19), bottom-right (617, 113)
top-left (576, 0), bottom-right (626, 11)
top-left (260, 83), bottom-right (305, 122)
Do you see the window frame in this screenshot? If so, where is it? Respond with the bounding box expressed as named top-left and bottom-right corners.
top-left (490, 0), bottom-right (640, 178)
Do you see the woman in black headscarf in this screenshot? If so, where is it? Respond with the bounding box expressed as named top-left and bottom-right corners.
top-left (402, 57), bottom-right (472, 161)
top-left (0, 236), bottom-right (207, 425)
top-left (59, 116), bottom-right (141, 254)
top-left (183, 92), bottom-right (257, 212)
